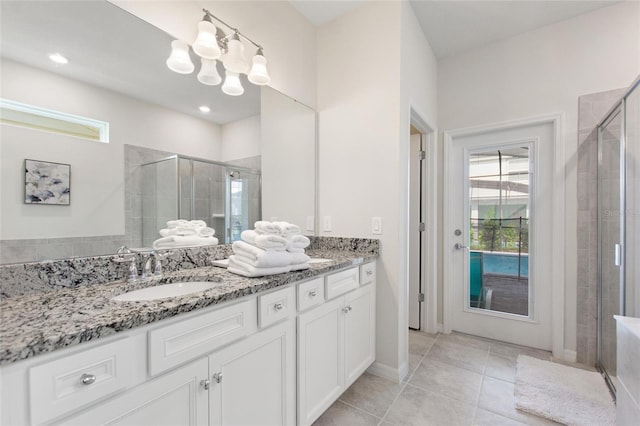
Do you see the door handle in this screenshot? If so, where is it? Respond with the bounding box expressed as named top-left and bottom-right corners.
top-left (454, 243), bottom-right (468, 250)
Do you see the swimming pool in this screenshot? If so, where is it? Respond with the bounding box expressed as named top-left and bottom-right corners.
top-left (474, 251), bottom-right (528, 278)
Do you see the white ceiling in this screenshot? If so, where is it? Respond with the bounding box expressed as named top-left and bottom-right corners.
top-left (290, 0), bottom-right (621, 58)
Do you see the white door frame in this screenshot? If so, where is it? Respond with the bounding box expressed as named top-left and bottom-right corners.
top-left (443, 113), bottom-right (565, 359)
top-left (410, 109), bottom-right (438, 334)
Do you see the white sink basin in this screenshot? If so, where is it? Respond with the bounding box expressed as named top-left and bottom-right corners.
top-left (112, 281), bottom-right (216, 302)
top-left (308, 258), bottom-right (333, 264)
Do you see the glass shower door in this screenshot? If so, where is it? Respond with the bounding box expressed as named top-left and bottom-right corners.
top-left (597, 107), bottom-right (623, 388)
top-left (226, 169), bottom-right (261, 243)
top-left (625, 85), bottom-right (639, 318)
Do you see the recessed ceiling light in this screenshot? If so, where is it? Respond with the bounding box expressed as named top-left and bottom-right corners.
top-left (199, 106), bottom-right (211, 113)
top-left (49, 53), bottom-right (68, 64)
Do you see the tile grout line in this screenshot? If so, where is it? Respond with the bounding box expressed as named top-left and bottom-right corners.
top-left (377, 335), bottom-right (436, 425)
top-left (471, 346), bottom-right (491, 425)
top-left (334, 399), bottom-right (383, 423)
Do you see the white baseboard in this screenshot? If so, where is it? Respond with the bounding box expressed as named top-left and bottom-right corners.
top-left (563, 349), bottom-right (577, 363)
top-left (367, 360), bottom-right (407, 384)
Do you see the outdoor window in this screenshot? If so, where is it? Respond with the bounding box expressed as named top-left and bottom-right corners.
top-left (0, 99), bottom-right (109, 142)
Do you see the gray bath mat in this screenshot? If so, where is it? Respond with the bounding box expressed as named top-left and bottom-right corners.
top-left (514, 355), bottom-right (615, 426)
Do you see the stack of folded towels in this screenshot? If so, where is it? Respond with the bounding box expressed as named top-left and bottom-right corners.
top-left (152, 219), bottom-right (219, 249)
top-left (227, 221), bottom-right (311, 277)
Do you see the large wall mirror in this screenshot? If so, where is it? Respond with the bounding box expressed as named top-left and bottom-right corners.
top-left (0, 0), bottom-right (317, 264)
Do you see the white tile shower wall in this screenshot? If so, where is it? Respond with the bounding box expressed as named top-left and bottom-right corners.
top-left (576, 88), bottom-right (627, 365)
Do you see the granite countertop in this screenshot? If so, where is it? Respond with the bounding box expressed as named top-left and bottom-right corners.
top-left (0, 250), bottom-right (375, 366)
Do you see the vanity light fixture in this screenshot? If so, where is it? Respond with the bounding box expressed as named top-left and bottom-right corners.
top-left (48, 53), bottom-right (68, 64)
top-left (166, 9), bottom-right (271, 96)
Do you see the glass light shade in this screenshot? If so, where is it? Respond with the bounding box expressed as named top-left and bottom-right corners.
top-left (197, 58), bottom-right (222, 86)
top-left (193, 20), bottom-right (221, 59)
top-left (222, 38), bottom-right (248, 74)
top-left (248, 54), bottom-right (270, 85)
top-left (221, 71), bottom-right (244, 96)
top-left (166, 40), bottom-right (194, 74)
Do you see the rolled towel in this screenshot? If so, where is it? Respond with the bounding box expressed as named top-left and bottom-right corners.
top-left (254, 221), bottom-right (280, 234)
top-left (232, 242), bottom-right (292, 268)
top-left (288, 247), bottom-right (306, 254)
top-left (241, 230), bottom-right (288, 251)
top-left (152, 235), bottom-right (218, 250)
top-left (199, 227), bottom-right (215, 237)
top-left (274, 221), bottom-right (300, 236)
top-left (228, 255), bottom-right (291, 277)
top-left (167, 219), bottom-right (189, 228)
top-left (288, 234), bottom-right (310, 249)
top-left (190, 220), bottom-right (207, 228)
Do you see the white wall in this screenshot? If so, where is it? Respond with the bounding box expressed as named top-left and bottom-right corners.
top-left (110, 0), bottom-right (317, 109)
top-left (221, 115), bottom-right (260, 162)
top-left (438, 1), bottom-right (640, 355)
top-left (317, 1), bottom-right (438, 380)
top-left (0, 59), bottom-right (222, 240)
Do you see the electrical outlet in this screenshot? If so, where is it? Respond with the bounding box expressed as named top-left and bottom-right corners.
top-left (323, 216), bottom-right (332, 232)
top-left (372, 217), bottom-right (382, 235)
top-left (306, 216), bottom-right (315, 231)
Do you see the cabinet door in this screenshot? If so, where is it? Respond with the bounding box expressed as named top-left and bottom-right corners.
top-left (58, 358), bottom-right (208, 426)
top-left (344, 284), bottom-right (376, 387)
top-left (297, 297), bottom-right (345, 426)
top-left (208, 320), bottom-right (295, 426)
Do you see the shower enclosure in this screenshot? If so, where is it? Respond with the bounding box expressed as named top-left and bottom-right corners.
top-left (140, 155), bottom-right (261, 247)
top-left (597, 78), bottom-right (639, 395)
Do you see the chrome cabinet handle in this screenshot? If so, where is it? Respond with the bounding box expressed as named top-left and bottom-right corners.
top-left (274, 303), bottom-right (284, 311)
top-left (201, 379), bottom-right (210, 390)
top-left (342, 305), bottom-right (352, 313)
top-left (81, 373), bottom-right (96, 385)
top-left (213, 372), bottom-right (223, 383)
top-left (454, 243), bottom-right (468, 250)
top-left (309, 290), bottom-right (317, 297)
top-left (366, 270), bottom-right (373, 276)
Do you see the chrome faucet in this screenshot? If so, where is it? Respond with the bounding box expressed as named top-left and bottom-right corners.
top-left (141, 251), bottom-right (163, 279)
top-left (113, 246), bottom-right (138, 282)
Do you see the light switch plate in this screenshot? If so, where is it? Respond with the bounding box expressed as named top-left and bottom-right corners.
top-left (306, 216), bottom-right (315, 231)
top-left (372, 217), bottom-right (382, 235)
top-left (323, 216), bottom-right (332, 232)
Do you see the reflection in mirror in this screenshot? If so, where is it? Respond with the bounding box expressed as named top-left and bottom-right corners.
top-left (0, 0), bottom-right (316, 264)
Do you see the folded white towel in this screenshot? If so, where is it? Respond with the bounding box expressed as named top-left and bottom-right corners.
top-left (228, 256), bottom-right (292, 277)
top-left (274, 221), bottom-right (301, 236)
top-left (254, 221), bottom-right (281, 234)
top-left (290, 252), bottom-right (311, 265)
top-left (190, 220), bottom-right (207, 228)
top-left (290, 262), bottom-right (309, 271)
top-left (232, 242), bottom-right (292, 268)
top-left (167, 219), bottom-right (189, 228)
top-left (241, 230), bottom-right (288, 250)
top-left (158, 227), bottom-right (198, 237)
top-left (288, 234), bottom-right (310, 249)
top-left (152, 235), bottom-right (218, 249)
top-left (288, 247), bottom-right (306, 254)
top-left (199, 227), bottom-right (215, 237)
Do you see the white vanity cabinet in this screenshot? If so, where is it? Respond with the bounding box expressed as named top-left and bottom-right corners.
top-left (297, 262), bottom-right (376, 426)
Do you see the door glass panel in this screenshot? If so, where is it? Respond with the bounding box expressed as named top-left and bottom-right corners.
top-left (226, 169), bottom-right (261, 243)
top-left (468, 145), bottom-right (530, 316)
top-left (598, 109), bottom-right (623, 380)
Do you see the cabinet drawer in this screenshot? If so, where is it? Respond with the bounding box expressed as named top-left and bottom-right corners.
top-left (297, 277), bottom-right (325, 312)
top-left (149, 299), bottom-right (257, 376)
top-left (360, 262), bottom-right (376, 285)
top-left (259, 286), bottom-right (295, 328)
top-left (325, 267), bottom-right (359, 300)
top-left (29, 337), bottom-right (136, 425)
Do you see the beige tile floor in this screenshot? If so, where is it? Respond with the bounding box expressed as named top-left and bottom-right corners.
top-left (313, 331), bottom-right (562, 426)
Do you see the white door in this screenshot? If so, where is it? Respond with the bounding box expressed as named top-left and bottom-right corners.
top-left (409, 133), bottom-right (422, 329)
top-left (344, 284), bottom-right (376, 387)
top-left (208, 321), bottom-right (295, 426)
top-left (297, 297), bottom-right (344, 426)
top-left (445, 121), bottom-right (555, 350)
